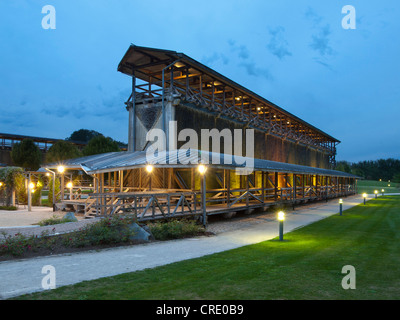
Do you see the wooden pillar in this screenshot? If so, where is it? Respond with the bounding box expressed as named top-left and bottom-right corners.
top-left (120, 170), bottom-right (124, 192)
top-left (274, 172), bottom-right (278, 201)
top-left (227, 169), bottom-right (231, 206)
top-left (100, 173), bottom-right (105, 215)
top-left (128, 71), bottom-right (136, 152)
top-left (246, 174), bottom-right (249, 208)
top-left (60, 173), bottom-right (65, 202)
top-left (293, 174), bottom-right (297, 201)
top-left (261, 171), bottom-right (265, 204)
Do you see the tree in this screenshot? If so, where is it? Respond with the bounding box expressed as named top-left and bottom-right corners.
top-left (82, 135), bottom-right (121, 156)
top-left (46, 141), bottom-right (82, 163)
top-left (66, 129), bottom-right (102, 144)
top-left (335, 161), bottom-right (352, 173)
top-left (11, 139), bottom-right (42, 171)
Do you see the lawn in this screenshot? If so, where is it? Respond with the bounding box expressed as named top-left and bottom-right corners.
top-left (16, 196), bottom-right (400, 300)
top-left (357, 179), bottom-right (400, 195)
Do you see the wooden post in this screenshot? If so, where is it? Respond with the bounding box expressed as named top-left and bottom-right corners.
top-left (246, 174), bottom-right (249, 209)
top-left (128, 70), bottom-right (136, 152)
top-left (293, 174), bottom-right (296, 202)
top-left (61, 173), bottom-right (65, 202)
top-left (274, 172), bottom-right (278, 201)
top-left (261, 171), bottom-right (265, 204)
top-left (227, 169), bottom-right (231, 206)
top-left (28, 173), bottom-right (32, 212)
top-left (120, 170), bottom-right (124, 192)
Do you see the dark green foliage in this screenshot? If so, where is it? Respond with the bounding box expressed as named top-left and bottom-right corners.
top-left (336, 158), bottom-right (400, 181)
top-left (147, 219), bottom-right (205, 240)
top-left (0, 167), bottom-right (27, 205)
top-left (0, 215), bottom-right (137, 257)
top-left (11, 139), bottom-right (42, 171)
top-left (83, 135), bottom-right (121, 156)
top-left (46, 141), bottom-right (82, 163)
top-left (37, 215), bottom-right (77, 226)
top-left (66, 129), bottom-right (102, 144)
top-left (0, 206), bottom-right (17, 210)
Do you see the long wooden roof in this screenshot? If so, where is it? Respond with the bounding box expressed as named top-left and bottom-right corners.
top-left (118, 45), bottom-right (340, 144)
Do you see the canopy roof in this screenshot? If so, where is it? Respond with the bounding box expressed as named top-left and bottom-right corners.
top-left (44, 150), bottom-right (358, 178)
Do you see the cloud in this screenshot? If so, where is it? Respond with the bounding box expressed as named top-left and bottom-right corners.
top-left (310, 24), bottom-right (333, 56)
top-left (304, 7), bottom-right (334, 68)
top-left (228, 40), bottom-right (250, 60)
top-left (313, 58), bottom-right (334, 71)
top-left (239, 61), bottom-right (272, 80)
top-left (267, 26), bottom-right (292, 60)
top-left (201, 52), bottom-right (229, 66)
top-left (227, 39), bottom-right (272, 79)
top-left (305, 7), bottom-right (322, 26)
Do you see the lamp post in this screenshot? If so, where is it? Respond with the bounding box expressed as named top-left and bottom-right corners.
top-left (146, 165), bottom-right (154, 191)
top-left (362, 193), bottom-right (367, 205)
top-left (28, 177), bottom-right (35, 212)
top-left (339, 198), bottom-right (343, 216)
top-left (381, 189), bottom-right (385, 197)
top-left (45, 168), bottom-right (56, 212)
top-left (57, 165), bottom-right (65, 201)
top-left (277, 211), bottom-right (285, 241)
top-left (198, 164), bottom-right (207, 227)
top-left (374, 190), bottom-right (378, 199)
top-left (66, 182), bottom-right (73, 200)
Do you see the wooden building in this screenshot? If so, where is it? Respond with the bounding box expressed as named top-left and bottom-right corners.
top-left (45, 45), bottom-right (358, 224)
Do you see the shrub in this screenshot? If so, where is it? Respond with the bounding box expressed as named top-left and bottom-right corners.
top-left (63, 214), bottom-right (137, 247)
top-left (0, 205), bottom-right (17, 211)
top-left (37, 215), bottom-right (77, 226)
top-left (147, 219), bottom-right (205, 240)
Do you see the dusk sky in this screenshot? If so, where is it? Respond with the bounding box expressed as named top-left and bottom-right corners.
top-left (1, 1), bottom-right (399, 163)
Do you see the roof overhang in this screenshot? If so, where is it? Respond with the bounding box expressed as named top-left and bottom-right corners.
top-left (118, 44), bottom-right (340, 144)
top-left (43, 150), bottom-right (359, 179)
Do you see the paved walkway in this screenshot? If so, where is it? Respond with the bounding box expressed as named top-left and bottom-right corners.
top-left (0, 194), bottom-right (375, 299)
top-left (0, 206), bottom-right (86, 228)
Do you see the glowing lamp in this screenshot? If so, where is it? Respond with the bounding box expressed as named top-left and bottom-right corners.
top-left (57, 165), bottom-right (65, 173)
top-left (145, 165), bottom-right (154, 173)
top-left (198, 164), bottom-right (207, 175)
top-left (277, 211), bottom-right (285, 221)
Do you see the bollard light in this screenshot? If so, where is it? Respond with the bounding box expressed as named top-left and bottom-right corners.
top-left (198, 164), bottom-right (207, 227)
top-left (339, 198), bottom-right (343, 216)
top-left (362, 193), bottom-right (367, 205)
top-left (374, 190), bottom-right (378, 199)
top-left (277, 211), bottom-right (285, 241)
top-left (382, 189), bottom-right (385, 196)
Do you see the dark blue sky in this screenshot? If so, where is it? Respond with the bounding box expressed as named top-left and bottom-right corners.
top-left (1, 1), bottom-right (399, 162)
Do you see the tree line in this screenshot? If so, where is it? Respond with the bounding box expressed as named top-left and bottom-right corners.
top-left (335, 158), bottom-right (400, 182)
top-left (10, 129), bottom-right (126, 171)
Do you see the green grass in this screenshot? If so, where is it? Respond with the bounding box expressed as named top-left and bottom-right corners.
top-left (357, 179), bottom-right (400, 194)
top-left (15, 196), bottom-right (400, 300)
